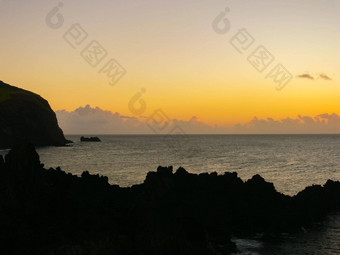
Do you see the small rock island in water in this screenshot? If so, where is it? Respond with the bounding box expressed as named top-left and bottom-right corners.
top-left (0, 142), bottom-right (339, 254)
top-left (80, 136), bottom-right (101, 142)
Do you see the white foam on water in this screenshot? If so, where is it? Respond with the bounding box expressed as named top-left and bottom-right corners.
top-left (231, 238), bottom-right (263, 255)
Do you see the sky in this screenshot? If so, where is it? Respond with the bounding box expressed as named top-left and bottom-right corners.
top-left (0, 0), bottom-right (339, 133)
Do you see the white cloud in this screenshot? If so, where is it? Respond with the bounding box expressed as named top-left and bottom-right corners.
top-left (56, 105), bottom-right (149, 134)
top-left (56, 105), bottom-right (340, 134)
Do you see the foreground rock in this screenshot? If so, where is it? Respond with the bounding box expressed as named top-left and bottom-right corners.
top-left (0, 143), bottom-right (339, 255)
top-left (0, 80), bottom-right (71, 149)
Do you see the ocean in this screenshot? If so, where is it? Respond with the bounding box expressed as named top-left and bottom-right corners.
top-left (1, 134), bottom-right (339, 254)
top-left (35, 134), bottom-right (340, 195)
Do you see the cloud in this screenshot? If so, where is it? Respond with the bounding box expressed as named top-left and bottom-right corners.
top-left (296, 73), bottom-right (333, 81)
top-left (56, 105), bottom-right (150, 134)
top-left (230, 114), bottom-right (340, 134)
top-left (56, 105), bottom-right (340, 134)
top-left (319, 74), bottom-right (332, 80)
top-left (296, 74), bottom-right (314, 80)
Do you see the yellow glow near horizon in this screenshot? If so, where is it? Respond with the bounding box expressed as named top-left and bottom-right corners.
top-left (0, 0), bottom-right (339, 127)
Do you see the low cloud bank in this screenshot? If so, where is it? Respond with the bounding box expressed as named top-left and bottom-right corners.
top-left (56, 105), bottom-right (149, 134)
top-left (56, 105), bottom-right (340, 134)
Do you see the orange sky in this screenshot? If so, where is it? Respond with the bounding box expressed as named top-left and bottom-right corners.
top-left (0, 0), bottom-right (339, 127)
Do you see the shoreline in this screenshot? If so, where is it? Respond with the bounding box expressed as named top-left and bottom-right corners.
top-left (0, 143), bottom-right (339, 254)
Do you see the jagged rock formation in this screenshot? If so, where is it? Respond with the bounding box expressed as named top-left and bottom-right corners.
top-left (0, 143), bottom-right (339, 254)
top-left (0, 81), bottom-right (71, 149)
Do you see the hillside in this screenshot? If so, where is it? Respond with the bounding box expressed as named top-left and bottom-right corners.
top-left (0, 81), bottom-right (70, 149)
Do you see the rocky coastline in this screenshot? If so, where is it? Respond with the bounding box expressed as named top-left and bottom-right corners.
top-left (0, 143), bottom-right (339, 254)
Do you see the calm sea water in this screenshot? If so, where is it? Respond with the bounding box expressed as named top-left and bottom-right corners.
top-left (1, 134), bottom-right (339, 254)
top-left (33, 134), bottom-right (340, 195)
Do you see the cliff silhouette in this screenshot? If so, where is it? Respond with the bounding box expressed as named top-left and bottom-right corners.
top-left (0, 81), bottom-right (71, 149)
top-left (0, 143), bottom-right (339, 254)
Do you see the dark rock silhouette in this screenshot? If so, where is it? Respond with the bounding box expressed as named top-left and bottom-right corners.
top-left (0, 155), bottom-right (4, 173)
top-left (0, 143), bottom-right (339, 254)
top-left (80, 136), bottom-right (101, 142)
top-left (0, 81), bottom-right (71, 149)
